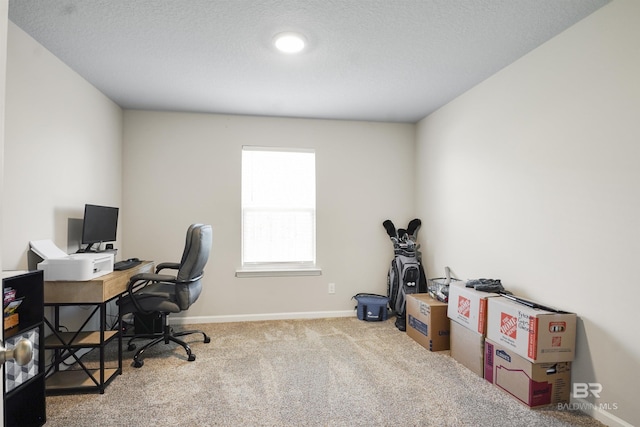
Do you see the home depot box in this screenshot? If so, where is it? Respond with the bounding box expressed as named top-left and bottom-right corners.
top-left (484, 339), bottom-right (571, 408)
top-left (406, 293), bottom-right (450, 351)
top-left (487, 296), bottom-right (576, 363)
top-left (450, 320), bottom-right (485, 377)
top-left (447, 281), bottom-right (501, 335)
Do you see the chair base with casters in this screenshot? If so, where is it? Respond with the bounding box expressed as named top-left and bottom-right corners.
top-left (126, 312), bottom-right (210, 368)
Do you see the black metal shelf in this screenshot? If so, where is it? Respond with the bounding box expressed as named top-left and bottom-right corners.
top-left (43, 300), bottom-right (122, 394)
top-left (2, 270), bottom-right (46, 427)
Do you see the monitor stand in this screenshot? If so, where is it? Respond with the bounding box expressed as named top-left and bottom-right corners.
top-left (77, 243), bottom-right (98, 253)
top-left (77, 243), bottom-right (117, 255)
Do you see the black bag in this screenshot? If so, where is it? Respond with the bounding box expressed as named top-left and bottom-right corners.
top-left (352, 293), bottom-right (389, 321)
top-left (383, 219), bottom-right (428, 331)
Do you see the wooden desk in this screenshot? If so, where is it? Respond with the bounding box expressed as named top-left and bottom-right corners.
top-left (43, 261), bottom-right (153, 394)
top-left (44, 261), bottom-right (153, 304)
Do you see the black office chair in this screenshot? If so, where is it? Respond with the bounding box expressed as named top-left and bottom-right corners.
top-left (118, 224), bottom-right (212, 367)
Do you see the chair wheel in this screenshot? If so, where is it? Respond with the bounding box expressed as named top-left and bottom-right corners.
top-left (133, 359), bottom-right (144, 368)
top-left (128, 344), bottom-right (136, 351)
top-left (204, 337), bottom-right (211, 343)
top-left (188, 354), bottom-right (196, 362)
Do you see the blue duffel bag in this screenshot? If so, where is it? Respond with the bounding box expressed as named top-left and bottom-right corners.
top-left (352, 293), bottom-right (389, 321)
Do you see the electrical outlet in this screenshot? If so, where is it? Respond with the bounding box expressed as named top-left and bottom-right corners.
top-left (328, 282), bottom-right (335, 294)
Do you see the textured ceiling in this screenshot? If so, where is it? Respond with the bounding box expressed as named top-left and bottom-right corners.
top-left (8, 0), bottom-right (609, 123)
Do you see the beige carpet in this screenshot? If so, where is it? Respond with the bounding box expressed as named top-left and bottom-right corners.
top-left (45, 317), bottom-right (604, 427)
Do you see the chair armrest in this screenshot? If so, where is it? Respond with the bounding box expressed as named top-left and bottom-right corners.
top-left (156, 262), bottom-right (181, 273)
top-left (124, 273), bottom-right (177, 314)
top-left (129, 272), bottom-right (176, 285)
top-left (127, 273), bottom-right (176, 305)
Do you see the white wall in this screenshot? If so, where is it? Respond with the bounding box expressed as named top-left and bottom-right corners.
top-left (2, 22), bottom-right (123, 268)
top-left (122, 111), bottom-right (416, 319)
top-left (3, 23), bottom-right (124, 335)
top-left (415, 1), bottom-right (639, 426)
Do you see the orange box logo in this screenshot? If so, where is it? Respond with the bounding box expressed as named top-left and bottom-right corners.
top-left (549, 322), bottom-right (566, 333)
top-left (552, 336), bottom-right (562, 347)
top-left (500, 312), bottom-right (517, 339)
top-left (457, 296), bottom-right (471, 318)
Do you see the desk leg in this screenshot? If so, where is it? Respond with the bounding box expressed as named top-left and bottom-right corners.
top-left (99, 301), bottom-right (106, 393)
top-left (54, 305), bottom-right (60, 374)
top-left (118, 301), bottom-right (123, 374)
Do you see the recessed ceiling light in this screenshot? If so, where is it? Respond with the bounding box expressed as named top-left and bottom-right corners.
top-left (273, 32), bottom-right (306, 54)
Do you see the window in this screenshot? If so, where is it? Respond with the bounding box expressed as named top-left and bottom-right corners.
top-left (239, 146), bottom-right (318, 276)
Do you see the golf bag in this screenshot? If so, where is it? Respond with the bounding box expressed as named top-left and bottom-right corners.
top-left (383, 218), bottom-right (427, 331)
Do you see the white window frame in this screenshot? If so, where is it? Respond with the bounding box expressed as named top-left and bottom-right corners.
top-left (236, 146), bottom-right (321, 277)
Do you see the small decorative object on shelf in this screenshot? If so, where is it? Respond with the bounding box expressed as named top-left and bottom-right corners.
top-left (4, 287), bottom-right (24, 330)
top-left (4, 313), bottom-right (19, 330)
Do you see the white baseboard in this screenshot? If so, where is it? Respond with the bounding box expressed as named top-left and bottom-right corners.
top-left (568, 398), bottom-right (634, 427)
top-left (169, 310), bottom-right (356, 325)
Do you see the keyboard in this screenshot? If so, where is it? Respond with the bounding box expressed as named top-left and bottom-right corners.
top-left (114, 259), bottom-right (143, 271)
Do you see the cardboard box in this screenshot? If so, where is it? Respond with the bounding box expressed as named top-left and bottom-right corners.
top-left (406, 293), bottom-right (450, 351)
top-left (450, 319), bottom-right (485, 377)
top-left (487, 296), bottom-right (576, 363)
top-left (447, 281), bottom-right (500, 335)
top-left (484, 339), bottom-right (571, 408)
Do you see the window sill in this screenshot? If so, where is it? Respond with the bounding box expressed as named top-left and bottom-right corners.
top-left (235, 267), bottom-right (322, 278)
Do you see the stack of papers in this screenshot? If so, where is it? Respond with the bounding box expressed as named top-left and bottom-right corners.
top-left (29, 239), bottom-right (69, 260)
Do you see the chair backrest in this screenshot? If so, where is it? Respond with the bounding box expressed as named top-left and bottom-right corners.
top-left (179, 223), bottom-right (200, 265)
top-left (175, 224), bottom-right (212, 310)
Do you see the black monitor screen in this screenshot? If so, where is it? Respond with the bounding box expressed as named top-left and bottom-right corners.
top-left (81, 204), bottom-right (119, 247)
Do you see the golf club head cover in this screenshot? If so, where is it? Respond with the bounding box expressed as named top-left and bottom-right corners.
top-left (383, 220), bottom-right (397, 239)
top-left (407, 218), bottom-right (422, 240)
top-left (397, 228), bottom-right (408, 241)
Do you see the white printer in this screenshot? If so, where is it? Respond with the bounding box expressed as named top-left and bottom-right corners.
top-left (29, 240), bottom-right (114, 281)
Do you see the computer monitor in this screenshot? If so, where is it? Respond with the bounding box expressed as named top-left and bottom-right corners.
top-left (80, 204), bottom-right (119, 252)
